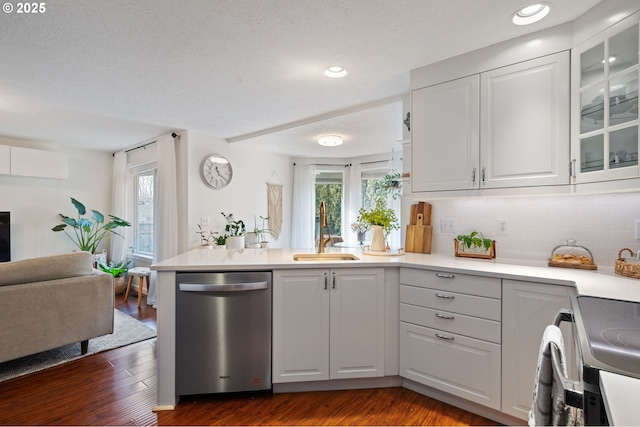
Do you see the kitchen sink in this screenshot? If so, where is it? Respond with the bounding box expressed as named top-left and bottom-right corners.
top-left (293, 253), bottom-right (360, 261)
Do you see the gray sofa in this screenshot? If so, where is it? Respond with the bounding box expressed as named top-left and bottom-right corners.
top-left (0, 251), bottom-right (114, 363)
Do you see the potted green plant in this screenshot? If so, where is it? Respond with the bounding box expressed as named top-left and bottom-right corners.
top-left (221, 212), bottom-right (246, 249)
top-left (357, 199), bottom-right (399, 251)
top-left (97, 259), bottom-right (132, 295)
top-left (455, 231), bottom-right (496, 259)
top-left (52, 197), bottom-right (131, 255)
top-left (213, 234), bottom-right (227, 247)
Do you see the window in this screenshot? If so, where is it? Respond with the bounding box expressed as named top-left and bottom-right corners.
top-left (133, 168), bottom-right (156, 256)
top-left (315, 169), bottom-right (344, 241)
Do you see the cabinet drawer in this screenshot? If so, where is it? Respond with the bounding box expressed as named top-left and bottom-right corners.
top-left (400, 303), bottom-right (501, 343)
top-left (400, 268), bottom-right (500, 299)
top-left (400, 322), bottom-right (501, 411)
top-left (400, 285), bottom-right (501, 321)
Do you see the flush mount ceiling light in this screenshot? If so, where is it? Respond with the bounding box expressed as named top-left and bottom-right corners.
top-left (512, 3), bottom-right (551, 25)
top-left (324, 66), bottom-right (348, 78)
top-left (318, 135), bottom-right (343, 147)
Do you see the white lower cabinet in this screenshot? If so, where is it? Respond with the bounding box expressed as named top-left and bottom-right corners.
top-left (501, 279), bottom-right (574, 420)
top-left (399, 268), bottom-right (502, 411)
top-left (400, 322), bottom-right (502, 410)
top-left (272, 268), bottom-right (385, 383)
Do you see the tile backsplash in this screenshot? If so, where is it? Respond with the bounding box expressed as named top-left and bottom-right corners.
top-left (417, 191), bottom-right (640, 269)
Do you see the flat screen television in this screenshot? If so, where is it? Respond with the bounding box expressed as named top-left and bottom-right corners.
top-left (0, 212), bottom-right (9, 262)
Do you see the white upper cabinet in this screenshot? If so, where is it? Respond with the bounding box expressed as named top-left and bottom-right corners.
top-left (411, 75), bottom-right (480, 192)
top-left (481, 52), bottom-right (570, 189)
top-left (571, 13), bottom-right (639, 184)
top-left (411, 52), bottom-right (570, 193)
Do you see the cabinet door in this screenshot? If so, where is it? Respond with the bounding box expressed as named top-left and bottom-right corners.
top-left (272, 269), bottom-right (330, 383)
top-left (330, 268), bottom-right (385, 379)
top-left (571, 15), bottom-right (639, 184)
top-left (400, 322), bottom-right (502, 411)
top-left (411, 75), bottom-right (480, 192)
top-left (481, 52), bottom-right (570, 188)
top-left (502, 280), bottom-right (575, 420)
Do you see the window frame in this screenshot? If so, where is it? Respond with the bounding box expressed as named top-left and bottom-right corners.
top-left (131, 165), bottom-right (157, 259)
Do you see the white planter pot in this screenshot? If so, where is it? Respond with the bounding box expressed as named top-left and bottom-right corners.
top-left (226, 236), bottom-right (245, 250)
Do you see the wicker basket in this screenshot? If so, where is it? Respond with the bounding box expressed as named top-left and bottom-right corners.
top-left (614, 248), bottom-right (640, 279)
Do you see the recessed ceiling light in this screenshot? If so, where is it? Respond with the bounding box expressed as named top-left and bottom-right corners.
top-left (512, 3), bottom-right (551, 25)
top-left (318, 135), bottom-right (343, 147)
top-left (324, 66), bottom-right (348, 78)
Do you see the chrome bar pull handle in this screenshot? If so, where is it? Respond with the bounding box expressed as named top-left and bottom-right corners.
top-left (481, 166), bottom-right (486, 185)
top-left (472, 167), bottom-right (477, 184)
top-left (435, 312), bottom-right (455, 320)
top-left (324, 272), bottom-right (328, 290)
top-left (435, 273), bottom-right (455, 279)
top-left (332, 272), bottom-right (336, 289)
top-left (436, 333), bottom-right (455, 341)
top-left (436, 293), bottom-right (455, 300)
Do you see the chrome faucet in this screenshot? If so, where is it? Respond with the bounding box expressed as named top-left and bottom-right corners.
top-left (317, 201), bottom-right (331, 253)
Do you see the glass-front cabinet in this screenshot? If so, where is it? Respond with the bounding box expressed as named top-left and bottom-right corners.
top-left (572, 14), bottom-right (639, 183)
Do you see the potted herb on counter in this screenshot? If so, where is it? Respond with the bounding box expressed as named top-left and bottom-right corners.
top-left (221, 212), bottom-right (246, 249)
top-left (454, 231), bottom-right (496, 259)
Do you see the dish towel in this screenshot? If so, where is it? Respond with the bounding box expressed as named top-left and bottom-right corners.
top-left (529, 325), bottom-right (575, 426)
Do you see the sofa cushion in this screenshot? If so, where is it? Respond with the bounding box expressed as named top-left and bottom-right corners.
top-left (0, 252), bottom-right (94, 287)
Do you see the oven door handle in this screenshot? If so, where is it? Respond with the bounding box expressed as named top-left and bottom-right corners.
top-left (550, 342), bottom-right (584, 410)
top-left (553, 309), bottom-right (574, 326)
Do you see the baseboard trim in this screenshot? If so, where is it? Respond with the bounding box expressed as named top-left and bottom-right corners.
top-left (273, 376), bottom-right (402, 393)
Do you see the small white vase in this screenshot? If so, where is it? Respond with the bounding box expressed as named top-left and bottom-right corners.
top-left (226, 236), bottom-right (245, 250)
top-left (370, 225), bottom-right (386, 252)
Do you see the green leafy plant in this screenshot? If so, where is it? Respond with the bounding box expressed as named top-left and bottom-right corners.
top-left (357, 199), bottom-right (399, 236)
top-left (196, 224), bottom-right (216, 246)
top-left (221, 212), bottom-right (246, 236)
top-left (252, 215), bottom-right (274, 242)
top-left (214, 234), bottom-right (227, 246)
top-left (97, 259), bottom-right (131, 277)
top-left (52, 198), bottom-right (131, 253)
top-left (456, 231), bottom-right (493, 251)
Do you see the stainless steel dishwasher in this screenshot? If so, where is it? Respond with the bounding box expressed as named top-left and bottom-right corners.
top-left (176, 271), bottom-right (272, 395)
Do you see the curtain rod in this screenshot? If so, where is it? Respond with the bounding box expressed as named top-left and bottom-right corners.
top-left (125, 140), bottom-right (156, 154)
top-left (293, 162), bottom-right (351, 167)
top-left (112, 132), bottom-right (180, 157)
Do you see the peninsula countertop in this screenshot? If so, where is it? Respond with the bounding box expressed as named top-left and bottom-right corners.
top-left (151, 247), bottom-right (640, 303)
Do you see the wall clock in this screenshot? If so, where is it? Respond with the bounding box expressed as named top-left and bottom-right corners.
top-left (200, 154), bottom-right (233, 189)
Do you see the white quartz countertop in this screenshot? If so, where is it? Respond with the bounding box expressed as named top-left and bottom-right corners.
top-left (151, 247), bottom-right (640, 302)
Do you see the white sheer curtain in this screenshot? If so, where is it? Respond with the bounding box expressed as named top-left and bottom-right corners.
top-left (148, 134), bottom-right (178, 308)
top-left (346, 163), bottom-right (362, 246)
top-left (291, 164), bottom-right (316, 249)
top-left (110, 151), bottom-right (128, 263)
top-left (388, 149), bottom-right (403, 249)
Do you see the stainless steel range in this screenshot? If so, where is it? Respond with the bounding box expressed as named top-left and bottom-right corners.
top-left (570, 295), bottom-right (640, 425)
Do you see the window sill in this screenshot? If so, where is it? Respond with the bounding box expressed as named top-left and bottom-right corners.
top-left (127, 253), bottom-right (153, 264)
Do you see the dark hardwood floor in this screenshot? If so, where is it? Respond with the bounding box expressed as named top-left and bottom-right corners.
top-left (0, 294), bottom-right (498, 426)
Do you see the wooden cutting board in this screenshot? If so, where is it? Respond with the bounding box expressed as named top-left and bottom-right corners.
top-left (406, 213), bottom-right (433, 253)
top-left (409, 202), bottom-right (432, 226)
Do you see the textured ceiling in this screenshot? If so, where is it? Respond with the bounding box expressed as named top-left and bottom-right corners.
top-left (0, 0), bottom-right (600, 157)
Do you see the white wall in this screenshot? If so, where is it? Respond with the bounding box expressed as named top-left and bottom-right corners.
top-left (186, 131), bottom-right (292, 249)
top-left (0, 137), bottom-right (113, 260)
top-left (414, 191), bottom-right (640, 270)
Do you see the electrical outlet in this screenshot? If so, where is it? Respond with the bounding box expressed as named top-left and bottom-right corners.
top-left (635, 220), bottom-right (640, 240)
top-left (200, 216), bottom-right (210, 226)
top-left (440, 219), bottom-right (456, 233)
top-left (497, 218), bottom-right (508, 235)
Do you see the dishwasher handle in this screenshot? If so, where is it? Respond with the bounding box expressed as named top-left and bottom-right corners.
top-left (179, 281), bottom-right (268, 292)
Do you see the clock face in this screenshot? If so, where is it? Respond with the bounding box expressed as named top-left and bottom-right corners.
top-left (201, 154), bottom-right (233, 189)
